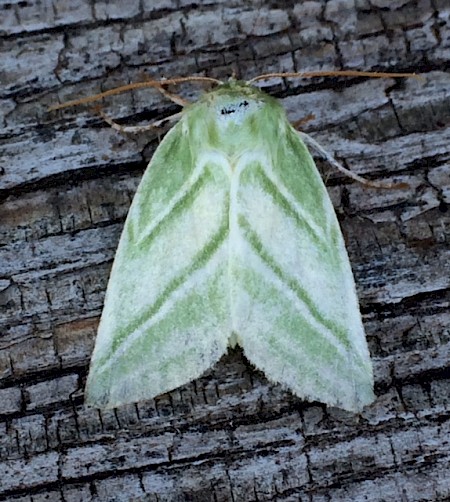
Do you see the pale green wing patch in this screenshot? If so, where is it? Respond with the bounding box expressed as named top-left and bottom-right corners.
top-left (232, 127), bottom-right (374, 412)
top-left (86, 123), bottom-right (232, 408)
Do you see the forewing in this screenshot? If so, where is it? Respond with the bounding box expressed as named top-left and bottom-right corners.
top-left (232, 127), bottom-right (374, 412)
top-left (86, 123), bottom-right (232, 408)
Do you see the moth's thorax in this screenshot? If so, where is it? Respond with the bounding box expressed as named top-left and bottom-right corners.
top-left (183, 81), bottom-right (287, 159)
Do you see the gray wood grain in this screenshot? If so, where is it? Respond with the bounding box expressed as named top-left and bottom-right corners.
top-left (0, 0), bottom-right (449, 500)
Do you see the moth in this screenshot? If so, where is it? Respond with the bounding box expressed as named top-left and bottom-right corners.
top-left (52, 72), bottom-right (413, 411)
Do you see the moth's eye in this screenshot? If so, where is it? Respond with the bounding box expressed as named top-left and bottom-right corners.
top-left (220, 101), bottom-right (250, 115)
top-left (221, 106), bottom-right (236, 115)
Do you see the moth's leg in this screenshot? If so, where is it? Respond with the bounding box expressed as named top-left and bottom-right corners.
top-left (299, 131), bottom-right (409, 189)
top-left (155, 86), bottom-right (189, 107)
top-left (95, 106), bottom-right (183, 134)
top-left (292, 113), bottom-right (316, 130)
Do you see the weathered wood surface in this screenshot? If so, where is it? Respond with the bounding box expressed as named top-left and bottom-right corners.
top-left (0, 0), bottom-right (449, 500)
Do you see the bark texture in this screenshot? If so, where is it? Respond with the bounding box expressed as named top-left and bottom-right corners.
top-left (1, 1), bottom-right (449, 501)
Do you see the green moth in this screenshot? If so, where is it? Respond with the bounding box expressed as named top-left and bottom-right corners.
top-left (85, 79), bottom-right (375, 412)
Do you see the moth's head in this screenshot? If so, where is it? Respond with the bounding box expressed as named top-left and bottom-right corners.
top-left (201, 81), bottom-right (276, 126)
top-left (183, 80), bottom-right (286, 154)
